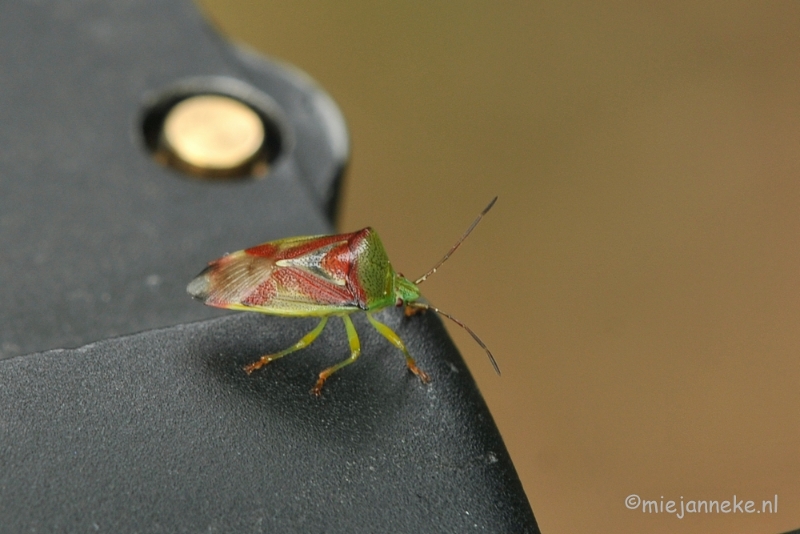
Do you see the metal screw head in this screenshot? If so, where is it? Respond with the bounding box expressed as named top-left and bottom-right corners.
top-left (162, 95), bottom-right (265, 173)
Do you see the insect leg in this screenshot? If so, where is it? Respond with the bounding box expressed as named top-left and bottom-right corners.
top-left (244, 317), bottom-right (328, 374)
top-left (311, 314), bottom-right (361, 396)
top-left (404, 305), bottom-right (427, 318)
top-left (366, 312), bottom-right (430, 384)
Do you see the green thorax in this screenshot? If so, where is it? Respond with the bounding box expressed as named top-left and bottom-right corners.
top-left (355, 228), bottom-right (420, 310)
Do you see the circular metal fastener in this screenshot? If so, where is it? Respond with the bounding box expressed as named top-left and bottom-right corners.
top-left (162, 95), bottom-right (265, 171)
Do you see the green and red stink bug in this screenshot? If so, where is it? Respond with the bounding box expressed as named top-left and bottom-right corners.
top-left (187, 197), bottom-right (499, 395)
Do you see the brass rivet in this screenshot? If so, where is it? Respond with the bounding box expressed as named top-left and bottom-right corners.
top-left (162, 95), bottom-right (264, 171)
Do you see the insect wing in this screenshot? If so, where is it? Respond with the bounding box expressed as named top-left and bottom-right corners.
top-left (187, 233), bottom-right (363, 316)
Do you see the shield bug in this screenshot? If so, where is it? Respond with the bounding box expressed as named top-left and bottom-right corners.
top-left (187, 197), bottom-right (499, 395)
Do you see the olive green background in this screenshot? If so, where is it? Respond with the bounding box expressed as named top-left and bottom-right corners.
top-left (196, 2), bottom-right (800, 532)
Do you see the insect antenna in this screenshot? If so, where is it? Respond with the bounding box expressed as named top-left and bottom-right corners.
top-left (414, 196), bottom-right (498, 285)
top-left (407, 302), bottom-right (500, 375)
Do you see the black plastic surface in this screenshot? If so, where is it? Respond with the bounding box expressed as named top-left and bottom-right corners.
top-left (0, 1), bottom-right (539, 532)
top-left (0, 0), bottom-right (348, 359)
top-left (1, 311), bottom-right (536, 532)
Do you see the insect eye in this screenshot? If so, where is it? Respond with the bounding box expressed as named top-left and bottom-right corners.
top-left (395, 297), bottom-right (403, 307)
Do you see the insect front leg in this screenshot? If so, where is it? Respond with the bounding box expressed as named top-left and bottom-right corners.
top-left (244, 317), bottom-right (328, 374)
top-left (404, 304), bottom-right (427, 318)
top-left (366, 312), bottom-right (430, 384)
top-left (311, 314), bottom-right (361, 396)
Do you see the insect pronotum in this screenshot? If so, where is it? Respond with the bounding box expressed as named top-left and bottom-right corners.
top-left (187, 197), bottom-right (499, 395)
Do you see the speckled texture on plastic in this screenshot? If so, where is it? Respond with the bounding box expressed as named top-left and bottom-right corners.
top-left (0, 310), bottom-right (537, 532)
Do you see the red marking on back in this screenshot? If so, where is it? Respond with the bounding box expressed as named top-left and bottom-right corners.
top-left (245, 243), bottom-right (278, 258)
top-left (321, 241), bottom-right (352, 281)
top-left (239, 229), bottom-right (374, 309)
top-left (241, 277), bottom-right (278, 307)
top-left (277, 233), bottom-right (354, 260)
top-left (273, 267), bottom-right (357, 305)
top-left (343, 229), bottom-right (372, 307)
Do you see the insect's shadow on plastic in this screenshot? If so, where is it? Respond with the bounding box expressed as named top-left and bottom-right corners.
top-left (193, 309), bottom-right (451, 443)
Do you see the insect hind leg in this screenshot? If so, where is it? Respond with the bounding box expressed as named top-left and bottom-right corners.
top-left (244, 317), bottom-right (328, 374)
top-left (367, 312), bottom-right (430, 384)
top-left (312, 314), bottom-right (361, 396)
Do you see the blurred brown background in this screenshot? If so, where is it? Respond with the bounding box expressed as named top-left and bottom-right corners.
top-left (196, 2), bottom-right (800, 532)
